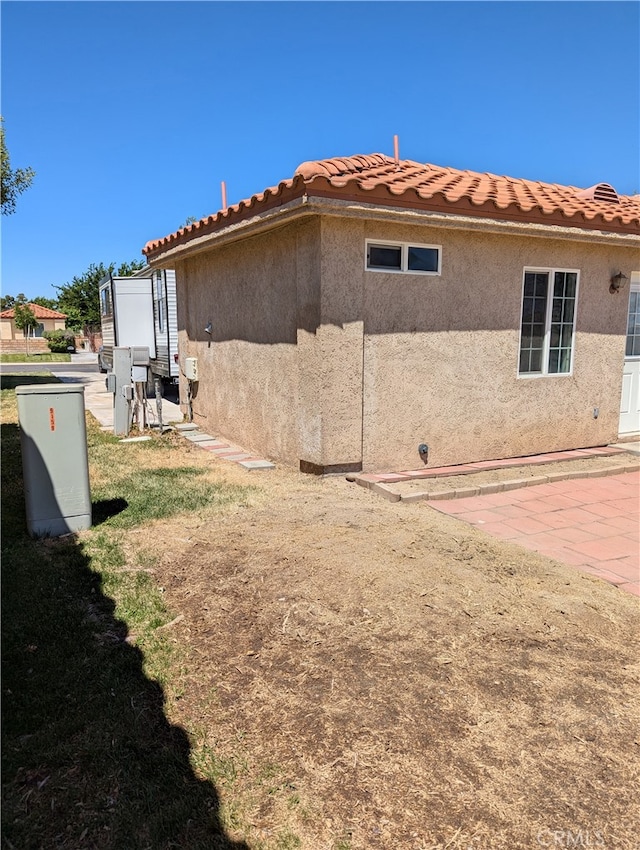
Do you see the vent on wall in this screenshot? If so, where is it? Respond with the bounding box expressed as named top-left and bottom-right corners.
top-left (576, 183), bottom-right (620, 203)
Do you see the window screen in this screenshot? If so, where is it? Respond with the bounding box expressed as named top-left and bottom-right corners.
top-left (368, 245), bottom-right (402, 270)
top-left (407, 246), bottom-right (439, 273)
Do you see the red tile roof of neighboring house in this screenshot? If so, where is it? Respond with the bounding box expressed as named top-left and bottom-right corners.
top-left (0, 303), bottom-right (67, 320)
top-left (144, 154), bottom-right (640, 258)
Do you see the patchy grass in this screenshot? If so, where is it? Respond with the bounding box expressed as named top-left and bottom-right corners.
top-left (86, 418), bottom-right (253, 528)
top-left (0, 352), bottom-right (72, 363)
top-left (91, 463), bottom-right (250, 528)
top-left (6, 374), bottom-right (638, 848)
top-left (1, 375), bottom-right (257, 850)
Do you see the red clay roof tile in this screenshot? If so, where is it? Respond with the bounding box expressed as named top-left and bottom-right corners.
top-left (144, 154), bottom-right (640, 258)
top-left (0, 303), bottom-right (67, 320)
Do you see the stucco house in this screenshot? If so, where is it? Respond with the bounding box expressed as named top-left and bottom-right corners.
top-left (0, 303), bottom-right (68, 352)
top-left (143, 153), bottom-right (640, 474)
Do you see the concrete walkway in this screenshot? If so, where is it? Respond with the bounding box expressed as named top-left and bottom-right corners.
top-left (52, 355), bottom-right (275, 470)
top-left (49, 354), bottom-right (183, 429)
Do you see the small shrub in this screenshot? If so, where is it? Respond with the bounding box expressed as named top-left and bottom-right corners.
top-left (43, 329), bottom-right (76, 353)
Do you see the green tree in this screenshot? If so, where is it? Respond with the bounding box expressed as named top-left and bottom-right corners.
top-left (55, 263), bottom-right (110, 332)
top-left (32, 296), bottom-right (59, 310)
top-left (1, 118), bottom-right (35, 215)
top-left (55, 260), bottom-right (146, 332)
top-left (0, 293), bottom-right (28, 311)
top-left (116, 260), bottom-right (146, 278)
top-left (1, 295), bottom-right (16, 311)
top-left (14, 302), bottom-right (38, 355)
top-left (1, 294), bottom-right (58, 311)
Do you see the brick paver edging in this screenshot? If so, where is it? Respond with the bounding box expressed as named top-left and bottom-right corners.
top-left (356, 461), bottom-right (640, 504)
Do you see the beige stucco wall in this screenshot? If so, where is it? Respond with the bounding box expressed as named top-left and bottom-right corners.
top-left (164, 210), bottom-right (637, 473)
top-left (0, 316), bottom-right (65, 340)
top-left (295, 218), bottom-right (365, 470)
top-left (354, 219), bottom-right (638, 471)
top-left (174, 223), bottom-right (306, 464)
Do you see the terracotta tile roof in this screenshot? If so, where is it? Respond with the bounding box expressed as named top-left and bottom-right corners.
top-left (0, 303), bottom-right (67, 320)
top-left (144, 154), bottom-right (640, 257)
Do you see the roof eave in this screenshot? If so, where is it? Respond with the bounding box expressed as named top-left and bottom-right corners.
top-left (145, 195), bottom-right (316, 267)
top-left (144, 177), bottom-right (308, 263)
top-left (317, 197), bottom-right (640, 247)
top-left (145, 188), bottom-right (640, 267)
top-left (305, 182), bottom-right (640, 235)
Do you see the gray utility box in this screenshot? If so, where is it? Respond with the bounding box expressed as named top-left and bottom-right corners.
top-left (16, 383), bottom-right (92, 538)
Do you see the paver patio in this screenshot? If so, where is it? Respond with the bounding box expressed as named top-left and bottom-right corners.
top-left (427, 470), bottom-right (640, 596)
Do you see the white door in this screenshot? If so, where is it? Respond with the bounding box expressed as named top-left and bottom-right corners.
top-left (619, 273), bottom-right (640, 436)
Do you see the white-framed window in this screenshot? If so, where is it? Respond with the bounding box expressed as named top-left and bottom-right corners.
top-left (518, 268), bottom-right (579, 376)
top-left (100, 287), bottom-right (112, 319)
top-left (155, 271), bottom-right (165, 334)
top-left (365, 240), bottom-right (441, 275)
top-left (625, 283), bottom-right (640, 358)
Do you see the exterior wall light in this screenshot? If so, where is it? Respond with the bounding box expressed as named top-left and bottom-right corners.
top-left (610, 271), bottom-right (628, 294)
top-left (204, 321), bottom-right (212, 334)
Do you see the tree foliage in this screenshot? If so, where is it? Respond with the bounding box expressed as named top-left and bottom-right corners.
top-left (32, 296), bottom-right (59, 310)
top-left (115, 260), bottom-right (146, 278)
top-left (1, 118), bottom-right (35, 215)
top-left (13, 302), bottom-right (37, 334)
top-left (55, 260), bottom-right (146, 331)
top-left (1, 294), bottom-right (58, 312)
top-left (0, 293), bottom-right (26, 311)
top-left (13, 302), bottom-right (38, 355)
top-left (55, 263), bottom-right (110, 331)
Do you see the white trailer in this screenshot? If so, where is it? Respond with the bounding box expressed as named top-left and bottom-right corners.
top-left (99, 267), bottom-right (178, 382)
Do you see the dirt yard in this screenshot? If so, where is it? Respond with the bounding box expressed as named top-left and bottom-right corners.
top-left (131, 445), bottom-right (640, 850)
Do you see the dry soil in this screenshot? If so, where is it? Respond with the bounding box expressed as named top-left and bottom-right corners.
top-left (129, 445), bottom-right (640, 850)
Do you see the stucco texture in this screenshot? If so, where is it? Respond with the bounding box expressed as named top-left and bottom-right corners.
top-left (168, 212), bottom-right (637, 473)
top-left (1, 317), bottom-right (65, 340)
top-left (359, 222), bottom-right (637, 470)
top-left (175, 224), bottom-right (303, 463)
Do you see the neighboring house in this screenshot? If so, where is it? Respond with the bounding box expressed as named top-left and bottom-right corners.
top-left (143, 153), bottom-right (640, 474)
top-left (0, 303), bottom-right (67, 342)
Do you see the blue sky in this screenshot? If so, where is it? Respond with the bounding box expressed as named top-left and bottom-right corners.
top-left (1, 1), bottom-right (639, 301)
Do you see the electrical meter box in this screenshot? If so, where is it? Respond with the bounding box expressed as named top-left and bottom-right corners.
top-left (184, 357), bottom-right (199, 381)
top-left (16, 383), bottom-right (92, 538)
top-left (131, 365), bottom-right (148, 383)
top-left (131, 346), bottom-right (150, 366)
